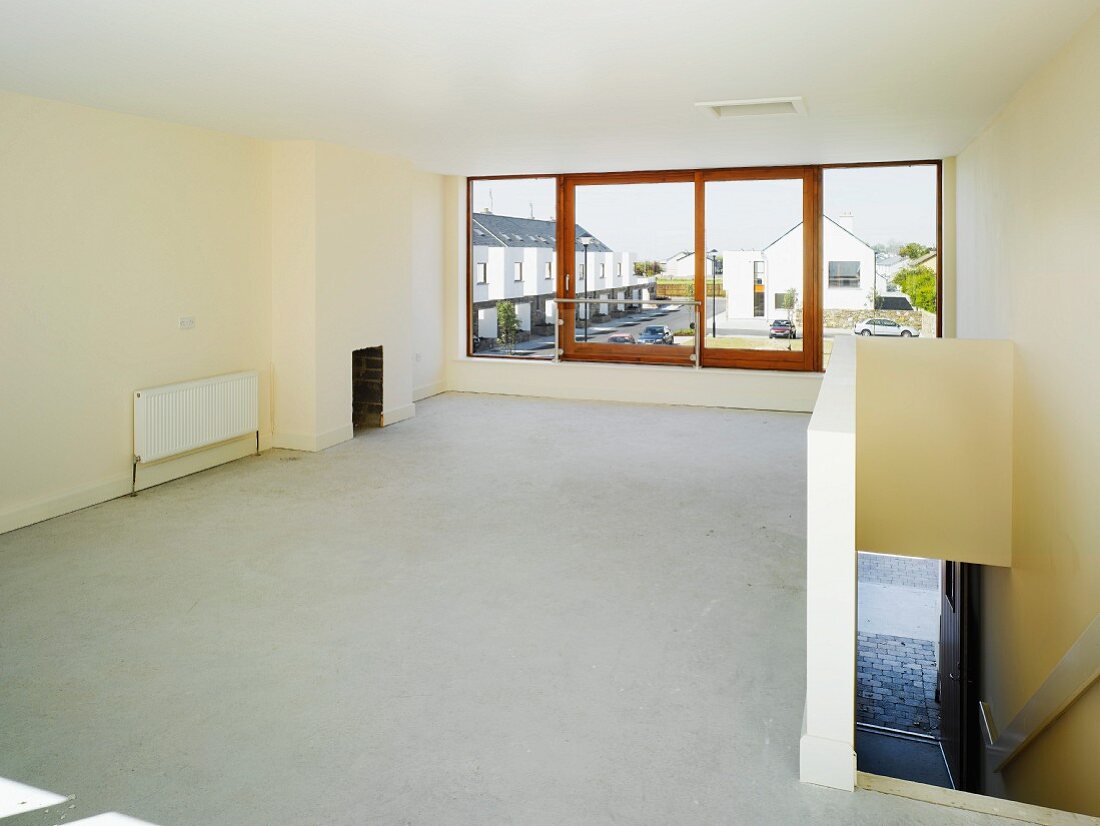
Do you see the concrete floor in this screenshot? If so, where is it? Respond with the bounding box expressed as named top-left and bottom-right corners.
top-left (0, 393), bottom-right (1023, 825)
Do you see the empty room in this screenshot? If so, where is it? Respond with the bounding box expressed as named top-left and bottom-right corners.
top-left (2, 2), bottom-right (1099, 824)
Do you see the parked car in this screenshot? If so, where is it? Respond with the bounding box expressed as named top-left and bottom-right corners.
top-left (606, 333), bottom-right (637, 344)
top-left (853, 318), bottom-right (919, 337)
top-left (638, 325), bottom-right (674, 345)
top-left (769, 319), bottom-right (797, 339)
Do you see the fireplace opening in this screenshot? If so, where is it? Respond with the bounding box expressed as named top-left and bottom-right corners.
top-left (352, 347), bottom-right (383, 429)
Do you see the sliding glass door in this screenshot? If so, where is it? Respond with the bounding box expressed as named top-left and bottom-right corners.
top-left (698, 168), bottom-right (820, 370)
top-left (560, 173), bottom-right (697, 365)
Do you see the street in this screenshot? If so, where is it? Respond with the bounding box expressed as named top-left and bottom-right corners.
top-left (479, 297), bottom-right (847, 356)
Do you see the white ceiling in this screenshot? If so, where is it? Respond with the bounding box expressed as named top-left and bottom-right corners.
top-left (0, 0), bottom-right (1097, 175)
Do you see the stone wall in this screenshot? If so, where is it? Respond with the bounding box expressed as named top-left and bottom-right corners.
top-left (655, 279), bottom-right (725, 298)
top-left (796, 308), bottom-right (924, 330)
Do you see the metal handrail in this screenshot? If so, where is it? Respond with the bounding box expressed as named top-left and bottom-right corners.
top-left (547, 297), bottom-right (702, 368)
top-left (549, 297), bottom-right (702, 305)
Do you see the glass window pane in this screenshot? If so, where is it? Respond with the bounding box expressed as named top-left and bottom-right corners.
top-left (823, 165), bottom-right (938, 367)
top-left (704, 178), bottom-right (805, 353)
top-left (572, 182), bottom-right (695, 351)
top-left (470, 178), bottom-right (557, 358)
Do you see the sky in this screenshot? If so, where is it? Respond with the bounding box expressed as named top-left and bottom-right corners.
top-left (471, 166), bottom-right (937, 260)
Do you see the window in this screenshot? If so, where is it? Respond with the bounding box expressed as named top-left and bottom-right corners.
top-left (828, 261), bottom-right (861, 288)
top-left (703, 173), bottom-right (810, 366)
top-left (469, 162), bottom-right (940, 368)
top-left (823, 163), bottom-right (939, 367)
top-left (468, 176), bottom-right (556, 359)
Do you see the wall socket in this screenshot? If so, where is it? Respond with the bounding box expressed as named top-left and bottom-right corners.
top-left (179, 316), bottom-right (196, 330)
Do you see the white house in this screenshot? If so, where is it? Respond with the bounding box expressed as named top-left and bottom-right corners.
top-left (722, 215), bottom-right (883, 320)
top-left (470, 212), bottom-right (652, 338)
top-left (662, 250), bottom-right (717, 279)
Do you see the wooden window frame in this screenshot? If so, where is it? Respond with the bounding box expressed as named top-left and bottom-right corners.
top-left (695, 166), bottom-right (820, 372)
top-left (466, 161), bottom-right (942, 365)
top-left (822, 160), bottom-right (943, 338)
top-left (560, 170), bottom-right (696, 367)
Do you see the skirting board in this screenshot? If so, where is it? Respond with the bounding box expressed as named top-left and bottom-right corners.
top-left (800, 726), bottom-right (856, 791)
top-left (989, 615), bottom-right (1100, 773)
top-left (857, 772), bottom-right (1098, 825)
top-left (413, 380), bottom-right (446, 402)
top-left (0, 434), bottom-right (270, 535)
top-left (383, 404), bottom-right (416, 426)
top-left (272, 425), bottom-right (354, 452)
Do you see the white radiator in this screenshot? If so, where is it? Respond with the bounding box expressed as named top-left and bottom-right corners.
top-left (133, 371), bottom-right (259, 464)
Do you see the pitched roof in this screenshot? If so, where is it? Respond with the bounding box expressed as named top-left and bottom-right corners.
top-left (877, 295), bottom-right (915, 311)
top-left (763, 214), bottom-right (875, 252)
top-left (471, 213), bottom-right (612, 252)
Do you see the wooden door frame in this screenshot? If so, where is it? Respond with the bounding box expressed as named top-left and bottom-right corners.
top-left (939, 559), bottom-right (982, 792)
top-left (559, 171), bottom-right (697, 367)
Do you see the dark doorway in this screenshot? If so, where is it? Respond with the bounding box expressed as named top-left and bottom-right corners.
top-left (939, 561), bottom-right (982, 792)
top-left (352, 347), bottom-right (383, 429)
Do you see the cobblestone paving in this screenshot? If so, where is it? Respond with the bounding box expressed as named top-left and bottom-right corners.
top-left (858, 552), bottom-right (939, 590)
top-left (857, 632), bottom-right (940, 735)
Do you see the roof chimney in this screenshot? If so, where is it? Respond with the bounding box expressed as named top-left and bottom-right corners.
top-left (838, 211), bottom-right (855, 233)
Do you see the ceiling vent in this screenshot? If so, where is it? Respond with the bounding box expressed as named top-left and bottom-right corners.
top-left (695, 97), bottom-right (806, 118)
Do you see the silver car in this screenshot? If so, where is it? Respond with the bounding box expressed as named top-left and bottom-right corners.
top-left (853, 318), bottom-right (919, 337)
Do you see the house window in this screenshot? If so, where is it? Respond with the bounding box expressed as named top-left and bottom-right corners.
top-left (754, 260), bottom-right (765, 284)
top-left (616, 262), bottom-right (622, 277)
top-left (828, 261), bottom-right (861, 288)
top-left (600, 263), bottom-right (606, 279)
top-left (468, 176), bottom-right (556, 359)
top-left (774, 293), bottom-right (788, 310)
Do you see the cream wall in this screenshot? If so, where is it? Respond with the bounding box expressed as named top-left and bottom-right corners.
top-left (956, 8), bottom-right (1100, 816)
top-left (270, 141), bottom-right (319, 449)
top-left (855, 338), bottom-right (1013, 568)
top-left (269, 140), bottom-right (444, 450)
top-left (411, 172), bottom-right (447, 401)
top-left (1, 93), bottom-right (447, 533)
top-left (0, 90), bottom-right (273, 534)
top-left (313, 141), bottom-right (418, 439)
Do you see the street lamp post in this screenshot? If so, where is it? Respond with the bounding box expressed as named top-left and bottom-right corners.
top-left (580, 235), bottom-right (594, 342)
top-left (707, 253), bottom-right (718, 339)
